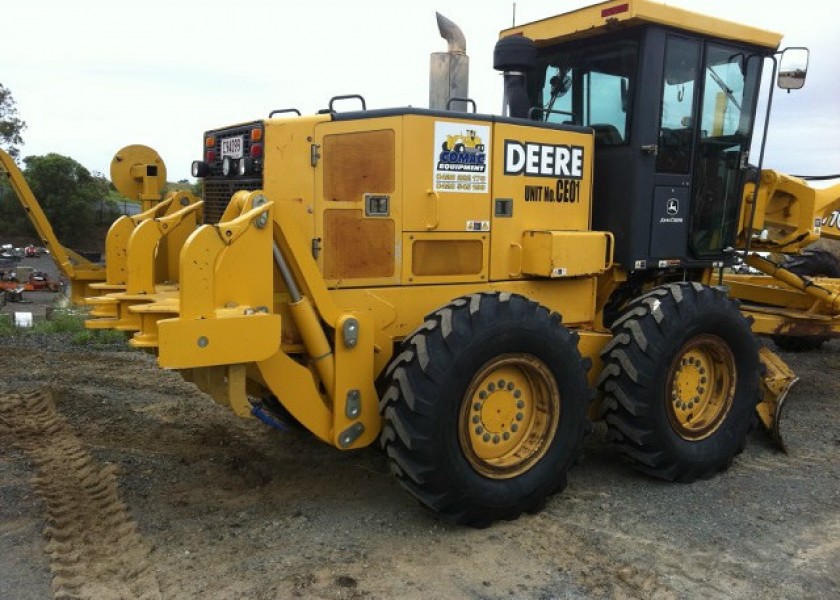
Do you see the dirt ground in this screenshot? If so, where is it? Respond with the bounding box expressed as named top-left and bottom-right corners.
top-left (0, 261), bottom-right (838, 599)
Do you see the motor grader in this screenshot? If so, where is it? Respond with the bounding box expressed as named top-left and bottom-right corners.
top-left (5, 0), bottom-right (840, 527)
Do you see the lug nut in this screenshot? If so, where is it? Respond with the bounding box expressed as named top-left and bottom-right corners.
top-left (515, 412), bottom-right (524, 421)
top-left (516, 400), bottom-right (525, 409)
top-left (483, 433), bottom-right (491, 442)
top-left (511, 424), bottom-right (519, 433)
top-left (472, 415), bottom-right (480, 424)
top-left (488, 382), bottom-right (496, 392)
top-left (498, 379), bottom-right (506, 388)
top-left (479, 391), bottom-right (487, 400)
top-left (507, 382), bottom-right (515, 391)
top-left (513, 390), bottom-right (521, 399)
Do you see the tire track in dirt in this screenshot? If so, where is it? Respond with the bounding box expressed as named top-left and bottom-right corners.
top-left (0, 388), bottom-right (161, 600)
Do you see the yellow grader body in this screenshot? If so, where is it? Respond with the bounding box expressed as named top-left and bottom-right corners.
top-left (88, 113), bottom-right (612, 450)
top-left (4, 0), bottom-right (840, 526)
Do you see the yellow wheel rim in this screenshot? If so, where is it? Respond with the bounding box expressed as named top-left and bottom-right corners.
top-left (459, 354), bottom-right (560, 479)
top-left (666, 334), bottom-right (736, 441)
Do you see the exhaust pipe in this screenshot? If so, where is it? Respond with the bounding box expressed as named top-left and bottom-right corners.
top-left (429, 13), bottom-right (469, 111)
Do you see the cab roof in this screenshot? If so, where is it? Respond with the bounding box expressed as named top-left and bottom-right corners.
top-left (500, 0), bottom-right (782, 51)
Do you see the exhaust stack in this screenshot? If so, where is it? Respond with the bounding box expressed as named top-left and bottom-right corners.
top-left (429, 13), bottom-right (469, 111)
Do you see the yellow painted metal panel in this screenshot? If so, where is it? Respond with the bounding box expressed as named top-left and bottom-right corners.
top-left (521, 231), bottom-right (612, 278)
top-left (501, 0), bottom-right (781, 50)
top-left (262, 115), bottom-right (330, 243)
top-left (401, 232), bottom-right (489, 285)
top-left (158, 312), bottom-right (281, 369)
top-left (490, 122), bottom-right (594, 281)
top-left (256, 350), bottom-right (333, 444)
top-left (332, 313), bottom-right (381, 449)
top-left (313, 117), bottom-right (404, 288)
top-left (402, 115), bottom-right (492, 233)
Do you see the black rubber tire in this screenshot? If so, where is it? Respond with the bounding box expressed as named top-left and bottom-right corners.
top-left (772, 249), bottom-right (840, 352)
top-left (453, 142), bottom-right (465, 153)
top-left (598, 282), bottom-right (760, 482)
top-left (379, 292), bottom-right (589, 527)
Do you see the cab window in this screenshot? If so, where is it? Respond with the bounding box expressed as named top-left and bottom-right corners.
top-left (535, 39), bottom-right (638, 146)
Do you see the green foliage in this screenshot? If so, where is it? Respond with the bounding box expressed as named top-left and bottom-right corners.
top-left (0, 314), bottom-right (13, 334)
top-left (162, 180), bottom-right (202, 198)
top-left (0, 83), bottom-right (26, 160)
top-left (70, 330), bottom-right (94, 345)
top-left (32, 308), bottom-right (86, 334)
top-left (0, 306), bottom-right (127, 346)
top-left (1, 153), bottom-right (111, 246)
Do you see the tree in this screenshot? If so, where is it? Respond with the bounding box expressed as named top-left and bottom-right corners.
top-left (0, 83), bottom-right (26, 160)
top-left (16, 153), bottom-right (110, 247)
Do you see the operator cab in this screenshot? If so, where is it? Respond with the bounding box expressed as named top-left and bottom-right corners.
top-left (499, 0), bottom-right (782, 271)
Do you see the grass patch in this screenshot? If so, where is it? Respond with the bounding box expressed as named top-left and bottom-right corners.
top-left (32, 309), bottom-right (87, 334)
top-left (1, 306), bottom-right (130, 347)
top-left (0, 314), bottom-right (13, 334)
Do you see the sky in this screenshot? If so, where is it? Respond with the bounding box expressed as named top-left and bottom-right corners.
top-left (2, 0), bottom-right (839, 183)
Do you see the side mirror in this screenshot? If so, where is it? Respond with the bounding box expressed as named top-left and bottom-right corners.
top-left (778, 47), bottom-right (809, 90)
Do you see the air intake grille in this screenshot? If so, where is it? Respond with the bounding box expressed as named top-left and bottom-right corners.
top-left (202, 179), bottom-right (262, 224)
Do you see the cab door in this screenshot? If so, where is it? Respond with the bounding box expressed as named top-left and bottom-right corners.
top-left (650, 34), bottom-right (761, 262)
top-left (648, 35), bottom-right (701, 261)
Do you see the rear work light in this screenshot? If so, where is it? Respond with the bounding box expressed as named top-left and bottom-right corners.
top-left (238, 158), bottom-right (254, 176)
top-left (222, 157), bottom-right (236, 176)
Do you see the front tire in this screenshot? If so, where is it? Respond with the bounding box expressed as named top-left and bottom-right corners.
top-left (598, 283), bottom-right (759, 482)
top-left (379, 292), bottom-right (589, 527)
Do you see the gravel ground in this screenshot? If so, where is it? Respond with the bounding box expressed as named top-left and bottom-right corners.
top-left (0, 257), bottom-right (838, 599)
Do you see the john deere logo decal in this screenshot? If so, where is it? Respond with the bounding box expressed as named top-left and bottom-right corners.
top-left (660, 197), bottom-right (684, 223)
top-left (433, 122), bottom-right (490, 194)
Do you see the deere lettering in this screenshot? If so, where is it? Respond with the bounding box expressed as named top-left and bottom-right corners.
top-left (504, 140), bottom-right (584, 179)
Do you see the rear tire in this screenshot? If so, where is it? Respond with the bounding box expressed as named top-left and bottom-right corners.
top-left (379, 292), bottom-right (589, 527)
top-left (772, 249), bottom-right (840, 351)
top-left (598, 283), bottom-right (759, 482)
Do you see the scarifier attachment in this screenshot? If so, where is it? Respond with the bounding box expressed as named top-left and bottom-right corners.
top-left (85, 191), bottom-right (203, 327)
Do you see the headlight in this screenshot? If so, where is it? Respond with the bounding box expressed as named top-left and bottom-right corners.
top-left (191, 161), bottom-right (209, 178)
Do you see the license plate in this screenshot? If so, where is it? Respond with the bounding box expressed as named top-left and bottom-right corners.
top-left (220, 136), bottom-right (244, 159)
